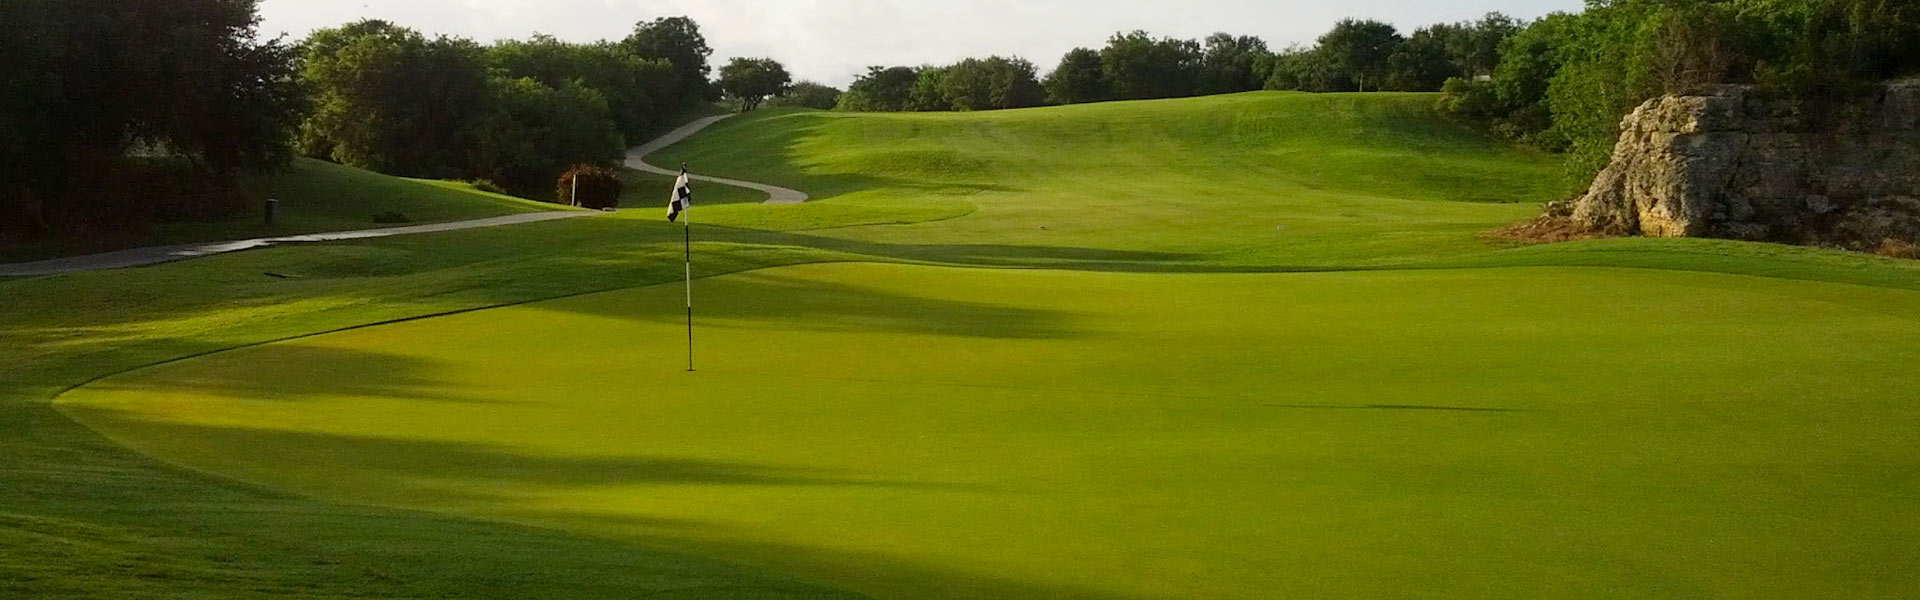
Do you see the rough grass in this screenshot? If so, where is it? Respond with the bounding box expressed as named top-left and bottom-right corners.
top-left (6, 91), bottom-right (1920, 599)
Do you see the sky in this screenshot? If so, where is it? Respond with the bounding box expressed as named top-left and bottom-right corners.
top-left (257, 0), bottom-right (1586, 87)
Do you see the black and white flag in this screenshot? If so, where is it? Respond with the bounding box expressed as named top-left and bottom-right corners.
top-left (668, 168), bottom-right (692, 222)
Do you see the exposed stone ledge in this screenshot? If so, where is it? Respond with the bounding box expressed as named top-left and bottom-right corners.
top-left (1568, 82), bottom-right (1920, 252)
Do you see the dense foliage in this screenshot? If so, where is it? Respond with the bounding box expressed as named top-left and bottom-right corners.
top-left (718, 57), bottom-right (793, 112)
top-left (1443, 0), bottom-right (1920, 179)
top-left (299, 18), bottom-right (724, 195)
top-left (837, 57), bottom-right (1045, 112)
top-left (773, 81), bottom-right (844, 109)
top-left (0, 0), bottom-right (304, 240)
top-left (490, 35), bottom-right (680, 142)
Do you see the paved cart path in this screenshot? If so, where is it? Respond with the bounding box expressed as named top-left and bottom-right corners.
top-left (625, 114), bottom-right (810, 205)
top-left (0, 115), bottom-right (801, 278)
top-left (0, 212), bottom-right (596, 278)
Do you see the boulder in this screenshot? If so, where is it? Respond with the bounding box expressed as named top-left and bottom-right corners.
top-left (1569, 82), bottom-right (1920, 252)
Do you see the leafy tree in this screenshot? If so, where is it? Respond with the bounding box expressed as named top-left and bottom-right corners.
top-left (838, 66), bottom-right (919, 111)
top-left (623, 16), bottom-right (712, 101)
top-left (1198, 33), bottom-right (1272, 95)
top-left (1319, 19), bottom-right (1403, 92)
top-left (1387, 24), bottom-right (1463, 91)
top-left (1100, 31), bottom-right (1204, 100)
top-left (1044, 47), bottom-right (1110, 104)
top-left (776, 81), bottom-right (843, 109)
top-left (718, 57), bottom-right (792, 111)
top-left (1264, 46), bottom-right (1353, 92)
top-left (300, 21), bottom-right (494, 177)
top-left (941, 56), bottom-right (1045, 111)
top-left (490, 35), bottom-right (676, 141)
top-left (1457, 12), bottom-right (1523, 78)
top-left (909, 66), bottom-right (951, 111)
top-left (1, 0), bottom-right (305, 237)
top-left (467, 78), bottom-right (624, 191)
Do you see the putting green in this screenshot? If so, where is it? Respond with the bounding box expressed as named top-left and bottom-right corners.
top-left (59, 262), bottom-right (1920, 599)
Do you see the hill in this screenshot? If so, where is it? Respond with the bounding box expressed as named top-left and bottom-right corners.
top-left (2, 159), bottom-right (565, 263)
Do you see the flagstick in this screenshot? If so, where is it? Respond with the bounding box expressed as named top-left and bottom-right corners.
top-left (683, 170), bottom-right (695, 373)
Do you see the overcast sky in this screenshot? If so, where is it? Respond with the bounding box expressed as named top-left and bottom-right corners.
top-left (258, 0), bottom-right (1585, 87)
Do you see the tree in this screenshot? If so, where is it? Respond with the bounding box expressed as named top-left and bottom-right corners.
top-left (1100, 31), bottom-right (1203, 100)
top-left (1198, 33), bottom-right (1271, 95)
top-left (1264, 45), bottom-right (1353, 92)
top-left (941, 56), bottom-right (1045, 111)
top-left (1451, 13), bottom-right (1522, 79)
top-left (1, 0), bottom-right (306, 237)
top-left (300, 21), bottom-right (494, 177)
top-left (838, 66), bottom-right (919, 111)
top-left (623, 16), bottom-right (713, 101)
top-left (909, 66), bottom-right (950, 111)
top-left (717, 57), bottom-right (791, 112)
top-left (467, 78), bottom-right (624, 191)
top-left (1319, 19), bottom-right (1403, 92)
top-left (1044, 47), bottom-right (1109, 104)
top-left (490, 35), bottom-right (677, 142)
top-left (1387, 24), bottom-right (1462, 91)
top-left (776, 81), bottom-right (843, 109)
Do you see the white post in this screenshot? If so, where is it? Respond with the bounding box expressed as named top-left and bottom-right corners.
top-left (570, 173), bottom-right (579, 207)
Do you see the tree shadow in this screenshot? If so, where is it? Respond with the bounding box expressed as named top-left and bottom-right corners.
top-left (700, 225), bottom-right (1206, 270)
top-left (45, 405), bottom-right (1161, 600)
top-left (546, 267), bottom-right (1087, 340)
top-left (64, 410), bottom-right (976, 500)
top-left (81, 345), bottom-right (491, 404)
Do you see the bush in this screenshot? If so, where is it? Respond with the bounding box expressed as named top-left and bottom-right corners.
top-left (468, 179), bottom-right (508, 195)
top-left (555, 164), bottom-right (623, 210)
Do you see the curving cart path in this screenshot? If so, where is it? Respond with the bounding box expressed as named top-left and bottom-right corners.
top-left (1, 115), bottom-right (808, 278)
top-left (0, 212), bottom-right (593, 278)
top-left (625, 114), bottom-right (810, 205)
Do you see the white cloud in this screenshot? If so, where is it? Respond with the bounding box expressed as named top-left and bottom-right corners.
top-left (257, 0), bottom-right (1584, 87)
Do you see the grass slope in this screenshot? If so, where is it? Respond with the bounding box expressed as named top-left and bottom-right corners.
top-left (7, 91), bottom-right (1920, 598)
top-left (2, 159), bottom-right (563, 263)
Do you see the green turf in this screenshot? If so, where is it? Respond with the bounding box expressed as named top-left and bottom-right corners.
top-left (7, 91), bottom-right (1920, 599)
top-left (57, 262), bottom-right (1920, 599)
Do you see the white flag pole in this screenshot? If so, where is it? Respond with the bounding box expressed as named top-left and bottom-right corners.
top-left (682, 164), bottom-right (694, 372)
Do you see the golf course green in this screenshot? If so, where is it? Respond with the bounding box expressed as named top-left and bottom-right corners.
top-left (11, 92), bottom-right (1920, 598)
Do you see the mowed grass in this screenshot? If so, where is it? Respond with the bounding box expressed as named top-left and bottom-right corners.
top-left (653, 94), bottom-right (1572, 265)
top-left (9, 91), bottom-right (1920, 598)
top-left (58, 263), bottom-right (1920, 599)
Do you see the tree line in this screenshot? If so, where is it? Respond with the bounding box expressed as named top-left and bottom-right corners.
top-left (1439, 0), bottom-right (1920, 179)
top-left (298, 16), bottom-right (726, 193)
top-left (1, 1), bottom-right (788, 241)
top-left (825, 16), bottom-right (1521, 113)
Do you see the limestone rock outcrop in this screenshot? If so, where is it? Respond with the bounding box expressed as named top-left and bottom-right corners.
top-left (1570, 82), bottom-right (1920, 251)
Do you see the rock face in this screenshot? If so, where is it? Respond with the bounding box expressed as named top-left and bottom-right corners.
top-left (1571, 83), bottom-right (1920, 250)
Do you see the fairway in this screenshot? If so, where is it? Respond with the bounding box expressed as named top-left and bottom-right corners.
top-left (59, 262), bottom-right (1920, 599)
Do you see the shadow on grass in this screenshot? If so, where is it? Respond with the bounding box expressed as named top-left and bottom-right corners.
top-left (82, 345), bottom-right (492, 404)
top-left (62, 410), bottom-right (978, 498)
top-left (546, 267), bottom-right (1086, 340)
top-left (34, 403), bottom-right (1155, 600)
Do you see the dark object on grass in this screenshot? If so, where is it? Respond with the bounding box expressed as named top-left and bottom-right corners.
top-left (557, 164), bottom-right (624, 210)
